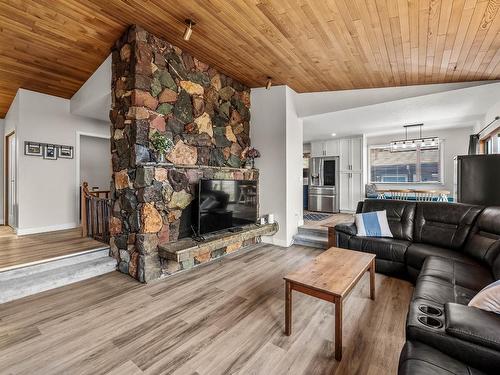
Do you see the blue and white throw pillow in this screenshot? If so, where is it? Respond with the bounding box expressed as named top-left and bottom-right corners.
top-left (468, 280), bottom-right (500, 314)
top-left (354, 210), bottom-right (393, 238)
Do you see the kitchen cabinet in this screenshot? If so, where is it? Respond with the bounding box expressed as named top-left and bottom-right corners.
top-left (310, 140), bottom-right (340, 157)
top-left (339, 137), bottom-right (362, 172)
top-left (339, 136), bottom-right (364, 211)
top-left (325, 139), bottom-right (339, 156)
top-left (311, 141), bottom-right (324, 157)
top-left (339, 171), bottom-right (363, 211)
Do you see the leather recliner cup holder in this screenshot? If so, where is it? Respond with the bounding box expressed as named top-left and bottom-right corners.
top-left (417, 315), bottom-right (443, 329)
top-left (418, 305), bottom-right (443, 317)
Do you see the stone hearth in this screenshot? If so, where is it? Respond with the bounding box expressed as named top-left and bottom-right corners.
top-left (159, 223), bottom-right (278, 274)
top-left (109, 25), bottom-right (255, 282)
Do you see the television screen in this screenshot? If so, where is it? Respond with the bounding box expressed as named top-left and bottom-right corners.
top-left (198, 179), bottom-right (258, 235)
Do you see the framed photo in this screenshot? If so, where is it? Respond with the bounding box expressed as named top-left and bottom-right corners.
top-left (58, 145), bottom-right (73, 159)
top-left (43, 144), bottom-right (57, 160)
top-left (24, 141), bottom-right (43, 156)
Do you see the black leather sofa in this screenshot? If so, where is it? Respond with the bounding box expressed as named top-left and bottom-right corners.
top-left (335, 199), bottom-right (500, 375)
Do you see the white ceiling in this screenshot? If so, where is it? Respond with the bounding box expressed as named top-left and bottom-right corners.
top-left (300, 81), bottom-right (500, 142)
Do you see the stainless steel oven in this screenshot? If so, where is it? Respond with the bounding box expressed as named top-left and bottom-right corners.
top-left (308, 157), bottom-right (339, 213)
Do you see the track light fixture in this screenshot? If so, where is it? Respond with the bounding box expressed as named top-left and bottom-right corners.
top-left (266, 77), bottom-right (272, 90)
top-left (183, 19), bottom-right (195, 41)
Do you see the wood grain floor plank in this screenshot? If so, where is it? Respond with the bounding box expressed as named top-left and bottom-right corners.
top-left (0, 244), bottom-right (413, 374)
top-left (0, 227), bottom-right (106, 269)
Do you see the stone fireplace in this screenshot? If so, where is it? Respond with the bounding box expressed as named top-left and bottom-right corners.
top-left (109, 25), bottom-right (261, 282)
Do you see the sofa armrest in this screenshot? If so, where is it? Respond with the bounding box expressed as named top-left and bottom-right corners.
top-left (445, 302), bottom-right (500, 351)
top-left (335, 223), bottom-right (357, 236)
top-left (356, 201), bottom-right (364, 214)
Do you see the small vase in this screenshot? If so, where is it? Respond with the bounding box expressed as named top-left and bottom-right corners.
top-left (251, 159), bottom-right (255, 169)
top-left (157, 152), bottom-right (166, 163)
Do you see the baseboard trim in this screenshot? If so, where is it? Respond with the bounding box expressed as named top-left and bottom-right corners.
top-left (262, 236), bottom-right (292, 248)
top-left (16, 223), bottom-right (78, 236)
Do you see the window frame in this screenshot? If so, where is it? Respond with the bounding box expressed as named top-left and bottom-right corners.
top-left (368, 141), bottom-right (445, 185)
top-left (480, 126), bottom-right (500, 154)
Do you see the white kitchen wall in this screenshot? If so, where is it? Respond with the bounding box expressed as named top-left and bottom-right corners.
top-left (366, 126), bottom-right (472, 193)
top-left (251, 85), bottom-right (303, 247)
top-left (7, 89), bottom-right (109, 234)
top-left (80, 135), bottom-right (111, 191)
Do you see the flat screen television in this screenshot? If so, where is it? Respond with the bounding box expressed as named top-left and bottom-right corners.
top-left (197, 179), bottom-right (258, 235)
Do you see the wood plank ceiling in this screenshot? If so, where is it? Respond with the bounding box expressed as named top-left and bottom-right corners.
top-left (1, 0), bottom-right (500, 118)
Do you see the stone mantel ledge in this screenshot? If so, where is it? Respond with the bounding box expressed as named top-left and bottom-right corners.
top-left (158, 223), bottom-right (278, 273)
top-left (139, 162), bottom-right (258, 173)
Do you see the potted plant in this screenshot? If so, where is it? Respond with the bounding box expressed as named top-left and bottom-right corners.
top-left (242, 147), bottom-right (261, 169)
top-left (150, 132), bottom-right (174, 163)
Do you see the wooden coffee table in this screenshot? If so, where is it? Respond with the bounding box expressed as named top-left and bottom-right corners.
top-left (284, 247), bottom-right (376, 361)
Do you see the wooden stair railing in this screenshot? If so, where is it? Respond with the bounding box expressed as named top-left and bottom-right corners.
top-left (81, 182), bottom-right (111, 243)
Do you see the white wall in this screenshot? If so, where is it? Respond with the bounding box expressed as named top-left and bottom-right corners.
top-left (251, 85), bottom-right (303, 247)
top-left (251, 86), bottom-right (287, 246)
top-left (70, 55), bottom-right (111, 122)
top-left (286, 87), bottom-right (304, 234)
top-left (366, 126), bottom-right (472, 192)
top-left (475, 98), bottom-right (500, 154)
top-left (3, 92), bottom-right (21, 227)
top-left (10, 89), bottom-right (109, 234)
top-left (80, 135), bottom-right (111, 190)
top-left (303, 82), bottom-right (500, 141)
top-left (296, 81), bottom-right (491, 118)
top-left (0, 119), bottom-right (4, 224)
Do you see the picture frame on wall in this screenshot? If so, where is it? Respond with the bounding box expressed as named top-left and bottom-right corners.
top-left (43, 144), bottom-right (57, 160)
top-left (58, 145), bottom-right (73, 159)
top-left (24, 141), bottom-right (43, 157)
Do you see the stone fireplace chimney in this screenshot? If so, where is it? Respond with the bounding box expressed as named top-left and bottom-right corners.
top-left (109, 25), bottom-right (253, 282)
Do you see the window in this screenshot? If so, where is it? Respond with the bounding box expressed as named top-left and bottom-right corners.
top-left (369, 144), bottom-right (442, 183)
top-left (485, 138), bottom-right (493, 154)
top-left (480, 126), bottom-right (500, 154)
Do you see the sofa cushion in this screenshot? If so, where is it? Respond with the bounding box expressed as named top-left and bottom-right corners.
top-left (398, 341), bottom-right (486, 375)
top-left (464, 207), bottom-right (500, 273)
top-left (348, 236), bottom-right (410, 263)
top-left (412, 257), bottom-right (491, 306)
top-left (412, 275), bottom-right (478, 305)
top-left (354, 210), bottom-right (393, 237)
top-left (413, 202), bottom-right (482, 249)
top-left (418, 256), bottom-right (493, 292)
top-left (360, 199), bottom-right (416, 241)
top-left (406, 243), bottom-right (478, 272)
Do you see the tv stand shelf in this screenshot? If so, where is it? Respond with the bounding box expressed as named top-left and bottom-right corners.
top-left (158, 223), bottom-right (278, 274)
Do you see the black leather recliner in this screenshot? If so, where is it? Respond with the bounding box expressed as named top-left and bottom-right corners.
top-left (335, 200), bottom-right (500, 375)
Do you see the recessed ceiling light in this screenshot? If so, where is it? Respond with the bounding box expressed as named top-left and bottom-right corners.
top-left (331, 133), bottom-right (336, 137)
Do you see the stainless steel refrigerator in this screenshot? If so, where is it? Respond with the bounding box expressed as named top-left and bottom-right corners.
top-left (455, 154), bottom-right (500, 206)
top-left (308, 156), bottom-right (339, 213)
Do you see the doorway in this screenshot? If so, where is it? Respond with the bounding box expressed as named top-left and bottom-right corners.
top-left (4, 131), bottom-right (16, 228)
top-left (75, 132), bottom-right (111, 225)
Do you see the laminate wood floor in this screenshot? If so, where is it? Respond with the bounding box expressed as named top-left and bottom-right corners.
top-left (301, 213), bottom-right (354, 231)
top-left (0, 226), bottom-right (107, 270)
top-left (0, 244), bottom-right (413, 375)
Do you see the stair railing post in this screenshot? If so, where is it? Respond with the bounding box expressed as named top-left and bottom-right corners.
top-left (81, 182), bottom-right (89, 237)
